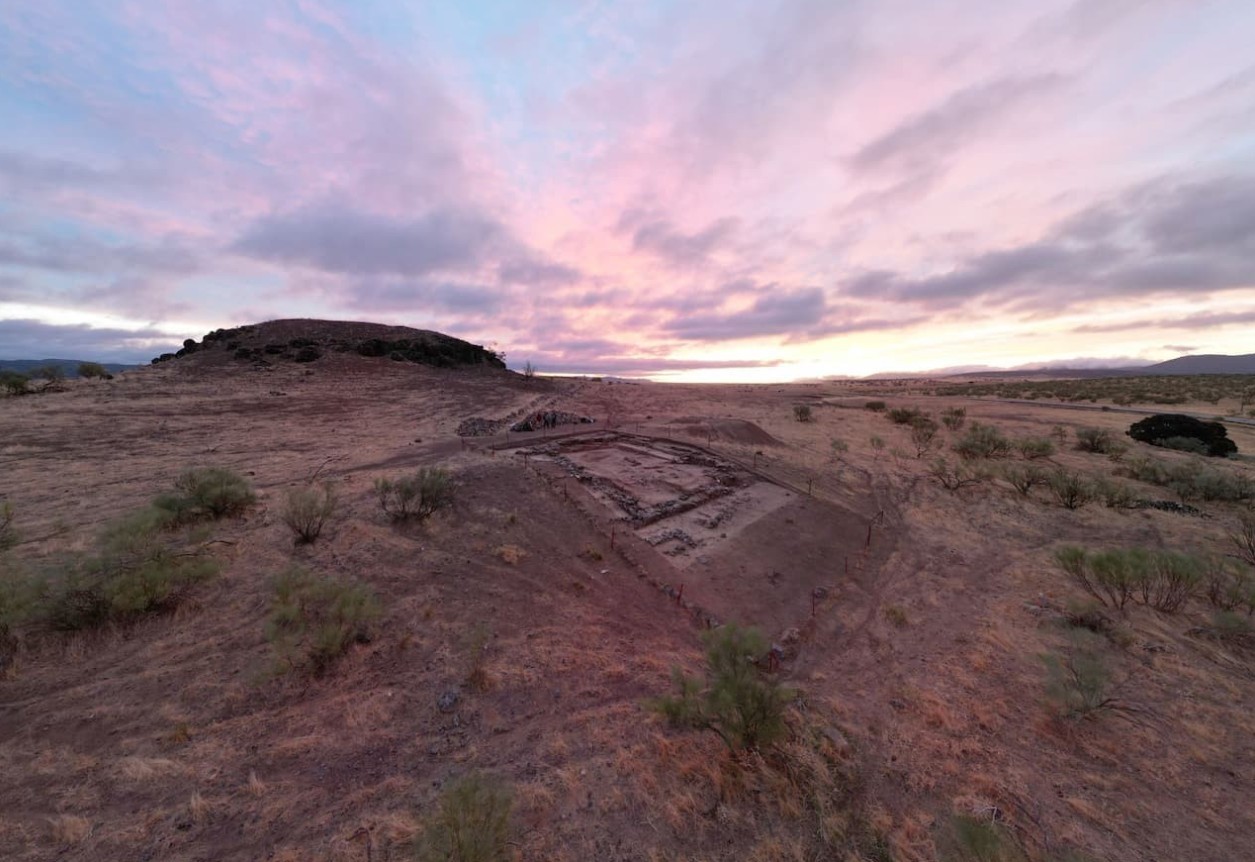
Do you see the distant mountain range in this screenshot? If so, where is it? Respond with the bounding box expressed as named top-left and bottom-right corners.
top-left (864, 353), bottom-right (1255, 380)
top-left (0, 358), bottom-right (139, 377)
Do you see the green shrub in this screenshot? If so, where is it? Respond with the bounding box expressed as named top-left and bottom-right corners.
top-left (0, 501), bottom-right (16, 551)
top-left (414, 773), bottom-right (513, 862)
top-left (940, 407), bottom-right (966, 432)
top-left (953, 423), bottom-right (1012, 459)
top-left (887, 406), bottom-right (925, 425)
top-left (0, 371), bottom-right (29, 396)
top-left (931, 458), bottom-right (986, 491)
top-left (41, 509), bottom-right (218, 631)
top-left (864, 400), bottom-right (886, 412)
top-left (650, 623), bottom-right (793, 752)
top-left (1231, 512), bottom-right (1255, 567)
top-left (155, 467), bottom-right (255, 524)
top-left (1015, 437), bottom-right (1055, 460)
top-left (1048, 470), bottom-right (1094, 509)
top-left (77, 362), bottom-right (107, 379)
top-left (1203, 555), bottom-right (1254, 613)
top-left (266, 566), bottom-right (380, 675)
top-left (376, 467), bottom-right (454, 522)
top-left (1199, 611), bottom-right (1254, 646)
top-left (1093, 478), bottom-right (1137, 509)
top-left (940, 814), bottom-right (1027, 862)
top-left (1042, 632), bottom-right (1117, 720)
top-left (910, 417), bottom-right (940, 458)
top-left (1055, 546), bottom-right (1202, 612)
top-left (793, 404), bottom-right (813, 423)
top-left (1158, 436), bottom-right (1210, 455)
top-left (1074, 427), bottom-right (1118, 454)
top-left (1121, 456), bottom-right (1252, 503)
top-left (1002, 464), bottom-right (1046, 497)
top-left (281, 484), bottom-right (336, 545)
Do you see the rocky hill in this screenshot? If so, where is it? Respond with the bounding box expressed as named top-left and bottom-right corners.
top-left (151, 318), bottom-right (507, 371)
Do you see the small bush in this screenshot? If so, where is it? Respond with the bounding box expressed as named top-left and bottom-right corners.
top-left (281, 484), bottom-right (336, 544)
top-left (266, 566), bottom-right (380, 675)
top-left (953, 423), bottom-right (1012, 459)
top-left (864, 400), bottom-right (886, 412)
top-left (1093, 478), bottom-right (1137, 509)
top-left (1202, 556), bottom-right (1254, 613)
top-left (931, 458), bottom-right (986, 491)
top-left (1198, 611), bottom-right (1254, 646)
top-left (1055, 546), bottom-right (1202, 612)
top-left (1015, 437), bottom-right (1055, 460)
top-left (940, 407), bottom-right (966, 431)
top-left (887, 406), bottom-right (925, 425)
top-left (376, 467), bottom-right (454, 522)
top-left (1231, 512), bottom-right (1255, 567)
top-left (1074, 427), bottom-right (1118, 454)
top-left (155, 467), bottom-right (255, 524)
top-left (0, 501), bottom-right (16, 551)
top-left (1, 371), bottom-right (30, 396)
top-left (1042, 632), bottom-right (1118, 720)
top-left (1157, 435), bottom-right (1210, 455)
top-left (793, 404), bottom-right (813, 423)
top-left (940, 814), bottom-right (1027, 862)
top-left (650, 623), bottom-right (793, 752)
top-left (414, 773), bottom-right (513, 862)
top-left (1002, 464), bottom-right (1046, 497)
top-left (1048, 470), bottom-right (1094, 509)
top-left (910, 417), bottom-right (940, 458)
top-left (1121, 456), bottom-right (1253, 503)
top-left (77, 362), bottom-right (107, 379)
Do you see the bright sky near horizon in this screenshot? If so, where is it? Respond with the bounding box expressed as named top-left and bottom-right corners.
top-left (1, 0), bottom-right (1253, 379)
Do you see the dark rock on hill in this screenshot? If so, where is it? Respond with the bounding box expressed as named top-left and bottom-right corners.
top-left (151, 319), bottom-right (507, 371)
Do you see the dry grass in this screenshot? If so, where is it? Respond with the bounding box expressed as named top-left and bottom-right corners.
top-left (46, 814), bottom-right (91, 845)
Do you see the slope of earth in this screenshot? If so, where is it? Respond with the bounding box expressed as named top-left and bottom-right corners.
top-left (1, 362), bottom-right (1254, 861)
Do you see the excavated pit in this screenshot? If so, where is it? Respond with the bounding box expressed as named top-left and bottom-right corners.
top-left (517, 432), bottom-right (883, 635)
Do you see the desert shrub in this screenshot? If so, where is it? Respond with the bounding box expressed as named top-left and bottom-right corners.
top-left (0, 501), bottom-right (16, 551)
top-left (77, 361), bottom-right (107, 379)
top-left (887, 406), bottom-right (925, 425)
top-left (1202, 555), bottom-right (1254, 614)
top-left (1074, 427), bottom-right (1118, 454)
top-left (939, 814), bottom-right (1027, 862)
top-left (1093, 478), bottom-right (1137, 509)
top-left (1, 371), bottom-right (30, 396)
top-left (953, 423), bottom-right (1012, 459)
top-left (1157, 435), bottom-right (1210, 455)
top-left (910, 417), bottom-right (939, 458)
top-left (281, 484), bottom-right (336, 545)
top-left (1042, 632), bottom-right (1118, 720)
top-left (650, 623), bottom-right (793, 752)
top-left (1121, 456), bottom-right (1253, 503)
top-left (1056, 546), bottom-right (1204, 612)
top-left (793, 404), bottom-right (813, 423)
top-left (1128, 413), bottom-right (1236, 457)
top-left (1015, 437), bottom-right (1055, 460)
top-left (293, 346), bottom-right (321, 363)
top-left (40, 509), bottom-right (219, 631)
top-left (1231, 512), bottom-right (1255, 567)
top-left (155, 467), bottom-right (255, 524)
top-left (931, 458), bottom-right (986, 491)
top-left (869, 435), bottom-right (885, 455)
top-left (1002, 464), bottom-right (1046, 497)
top-left (375, 467), bottom-right (454, 522)
top-left (265, 566), bottom-right (380, 675)
top-left (1197, 611), bottom-right (1254, 646)
top-left (414, 773), bottom-right (513, 862)
top-left (1048, 470), bottom-right (1095, 509)
top-left (940, 406), bottom-right (966, 432)
top-left (864, 400), bottom-right (886, 412)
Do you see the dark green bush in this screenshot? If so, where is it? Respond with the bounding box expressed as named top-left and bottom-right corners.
top-left (1121, 456), bottom-right (1252, 503)
top-left (793, 404), bottom-right (813, 423)
top-left (376, 467), bottom-right (454, 522)
top-left (1074, 427), bottom-right (1119, 454)
top-left (77, 362), bottom-right (107, 379)
top-left (1048, 470), bottom-right (1095, 509)
top-left (953, 423), bottom-right (1012, 459)
top-left (1002, 464), bottom-right (1046, 497)
top-left (281, 484), bottom-right (336, 545)
top-left (1054, 546), bottom-right (1202, 612)
top-left (650, 623), bottom-right (793, 752)
top-left (266, 566), bottom-right (380, 675)
top-left (414, 773), bottom-right (513, 862)
top-left (155, 467), bottom-right (255, 524)
top-left (940, 407), bottom-right (966, 431)
top-left (1, 371), bottom-right (30, 396)
top-left (864, 400), bottom-right (886, 412)
top-left (1157, 436), bottom-right (1210, 455)
top-left (887, 406), bottom-right (926, 425)
top-left (1128, 413), bottom-right (1236, 457)
top-left (1015, 437), bottom-right (1055, 460)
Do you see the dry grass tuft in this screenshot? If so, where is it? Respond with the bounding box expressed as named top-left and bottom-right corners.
top-left (46, 814), bottom-right (91, 845)
top-left (494, 544), bottom-right (527, 565)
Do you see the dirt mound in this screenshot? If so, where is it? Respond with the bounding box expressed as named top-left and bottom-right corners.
top-left (672, 417), bottom-right (782, 446)
top-left (150, 318), bottom-right (507, 372)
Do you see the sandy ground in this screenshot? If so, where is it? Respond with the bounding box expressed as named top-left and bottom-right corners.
top-left (2, 356), bottom-right (1254, 861)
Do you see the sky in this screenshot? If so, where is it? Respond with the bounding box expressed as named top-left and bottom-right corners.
top-left (1, 0), bottom-right (1254, 380)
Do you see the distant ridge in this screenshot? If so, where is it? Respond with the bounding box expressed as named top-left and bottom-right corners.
top-left (1137, 353), bottom-right (1255, 375)
top-left (864, 353), bottom-right (1255, 380)
top-left (0, 358), bottom-right (138, 377)
top-left (150, 318), bottom-right (508, 372)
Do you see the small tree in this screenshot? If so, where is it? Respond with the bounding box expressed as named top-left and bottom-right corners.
top-left (941, 407), bottom-right (966, 432)
top-left (651, 623), bottom-right (793, 752)
top-left (793, 404), bottom-right (813, 423)
top-left (1230, 512), bottom-right (1255, 568)
top-left (77, 362), bottom-right (107, 379)
top-left (910, 417), bottom-right (939, 458)
top-left (376, 467), bottom-right (454, 522)
top-left (522, 360), bottom-right (536, 379)
top-left (281, 484), bottom-right (336, 545)
top-left (415, 773), bottom-right (513, 862)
